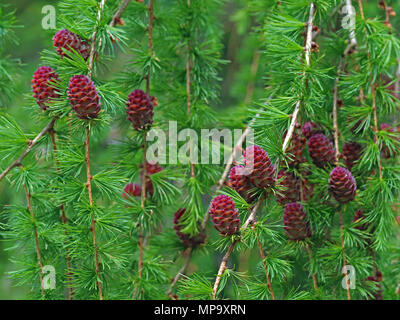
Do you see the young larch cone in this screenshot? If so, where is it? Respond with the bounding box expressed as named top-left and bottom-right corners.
top-left (31, 66), bottom-right (60, 110)
top-left (342, 141), bottom-right (363, 170)
top-left (68, 75), bottom-right (101, 119)
top-left (144, 162), bottom-right (163, 196)
top-left (228, 165), bottom-right (254, 202)
top-left (243, 145), bottom-right (276, 189)
top-left (329, 167), bottom-right (357, 203)
top-left (285, 132), bottom-right (306, 167)
top-left (283, 202), bottom-right (312, 241)
top-left (209, 195), bottom-right (241, 236)
top-left (122, 183), bottom-right (142, 199)
top-left (173, 208), bottom-right (206, 248)
top-left (308, 133), bottom-right (336, 168)
top-left (53, 29), bottom-right (90, 60)
top-left (276, 170), bottom-right (300, 205)
top-left (126, 89), bottom-right (155, 130)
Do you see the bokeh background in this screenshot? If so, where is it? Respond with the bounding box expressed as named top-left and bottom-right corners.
top-left (1, 0), bottom-right (399, 299)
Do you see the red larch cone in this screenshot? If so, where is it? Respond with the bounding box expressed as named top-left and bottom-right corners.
top-left (53, 29), bottom-right (90, 60)
top-left (329, 167), bottom-right (357, 203)
top-left (243, 145), bottom-right (276, 189)
top-left (308, 133), bottom-right (336, 168)
top-left (228, 165), bottom-right (254, 203)
top-left (31, 66), bottom-right (60, 110)
top-left (283, 202), bottom-right (312, 241)
top-left (126, 89), bottom-right (155, 131)
top-left (209, 195), bottom-right (241, 236)
top-left (68, 75), bottom-right (101, 119)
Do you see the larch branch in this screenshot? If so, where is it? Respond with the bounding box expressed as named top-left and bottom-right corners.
top-left (212, 197), bottom-right (263, 299)
top-left (0, 117), bottom-right (57, 182)
top-left (282, 2), bottom-right (315, 153)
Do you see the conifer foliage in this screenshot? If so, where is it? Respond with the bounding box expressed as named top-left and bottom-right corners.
top-left (0, 0), bottom-right (399, 301)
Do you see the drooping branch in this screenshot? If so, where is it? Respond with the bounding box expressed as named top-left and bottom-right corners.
top-left (332, 0), bottom-right (358, 163)
top-left (339, 209), bottom-right (351, 300)
top-left (281, 2), bottom-right (315, 153)
top-left (0, 0), bottom-right (131, 184)
top-left (48, 129), bottom-right (75, 300)
top-left (305, 243), bottom-right (319, 293)
top-left (110, 0), bottom-right (132, 27)
top-left (212, 240), bottom-right (237, 300)
top-left (356, 0), bottom-right (383, 179)
top-left (395, 62), bottom-right (400, 101)
top-left (146, 0), bottom-right (154, 94)
top-left (299, 173), bottom-right (318, 293)
top-left (357, 0), bottom-right (365, 19)
top-left (244, 49), bottom-right (261, 105)
top-left (0, 117), bottom-right (57, 182)
top-left (88, 0), bottom-right (107, 76)
top-left (24, 184), bottom-right (44, 296)
top-left (85, 124), bottom-right (103, 300)
top-left (83, 0), bottom-right (108, 301)
top-left (167, 247), bottom-right (193, 299)
top-left (257, 238), bottom-right (275, 300)
top-left (201, 122), bottom-right (255, 230)
top-left (133, 0), bottom-right (155, 300)
top-left (168, 119), bottom-right (256, 297)
top-left (212, 197), bottom-right (263, 300)
top-left (371, 86), bottom-right (383, 179)
top-left (185, 0), bottom-right (196, 178)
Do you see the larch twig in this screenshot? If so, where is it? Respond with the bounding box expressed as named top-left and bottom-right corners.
top-left (212, 197), bottom-right (263, 299)
top-left (281, 2), bottom-right (315, 153)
